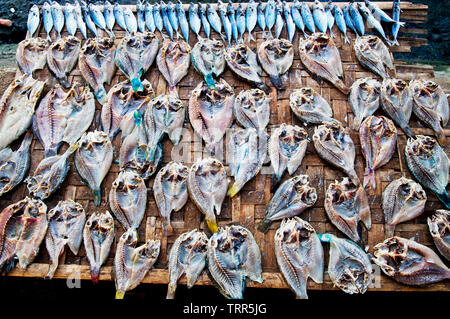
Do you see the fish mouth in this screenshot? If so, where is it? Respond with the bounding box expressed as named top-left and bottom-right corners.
top-left (373, 237), bottom-right (408, 276)
top-left (406, 135), bottom-right (438, 157)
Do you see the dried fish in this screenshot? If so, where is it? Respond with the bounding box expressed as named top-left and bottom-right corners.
top-left (290, 87), bottom-right (336, 124)
top-left (428, 210), bottom-right (450, 261)
top-left (349, 77), bottom-right (381, 129)
top-left (354, 35), bottom-right (394, 79)
top-left (46, 36), bottom-right (81, 89)
top-left (16, 38), bottom-right (49, 76)
top-left (191, 38), bottom-right (226, 90)
top-left (233, 89), bottom-right (270, 134)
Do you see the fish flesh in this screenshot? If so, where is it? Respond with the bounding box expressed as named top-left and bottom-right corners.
top-left (269, 124), bottom-right (309, 180)
top-left (312, 0), bottom-right (327, 33)
top-left (258, 38), bottom-right (293, 90)
top-left (0, 132), bottom-right (32, 197)
top-left (188, 157), bottom-right (228, 233)
top-left (218, 1), bottom-right (232, 46)
top-left (349, 77), bottom-right (381, 128)
top-left (246, 0), bottom-right (258, 42)
top-left (358, 2), bottom-right (393, 45)
top-left (104, 1), bottom-right (116, 37)
top-left (16, 37), bottom-right (49, 76)
top-left (84, 211), bottom-right (115, 283)
top-left (191, 38), bottom-right (225, 90)
top-left (324, 178), bottom-right (371, 242)
top-left (188, 79), bottom-right (235, 156)
top-left (115, 32), bottom-right (160, 92)
top-left (114, 2), bottom-right (127, 31)
top-left (145, 2), bottom-right (156, 33)
top-left (45, 200), bottom-right (86, 279)
top-left (257, 0), bottom-right (267, 39)
top-left (33, 82), bottom-right (95, 157)
top-left (74, 131), bottom-right (113, 206)
top-left (348, 1), bottom-right (364, 36)
top-left (154, 162), bottom-right (189, 236)
top-left (0, 197), bottom-right (47, 272)
top-left (114, 229), bottom-right (160, 299)
top-left (207, 3), bottom-right (223, 39)
top-left (46, 36), bottom-right (81, 89)
top-left (373, 236), bottom-right (450, 285)
top-left (380, 78), bottom-right (414, 137)
top-left (428, 210), bottom-right (450, 261)
top-left (0, 74), bottom-right (45, 150)
top-left (109, 170), bottom-right (147, 231)
top-left (313, 122), bottom-right (360, 185)
top-left (168, 2), bottom-right (180, 38)
top-left (360, 116), bottom-right (397, 189)
top-left (51, 1), bottom-right (65, 40)
top-left (274, 217), bottom-right (323, 299)
top-left (64, 2), bottom-right (78, 37)
top-left (333, 4), bottom-right (349, 43)
top-left (291, 0), bottom-right (307, 39)
top-left (26, 144), bottom-right (78, 200)
top-left (300, 2), bottom-right (315, 33)
top-left (290, 87), bottom-right (336, 124)
top-left (81, 1), bottom-right (97, 37)
top-left (27, 4), bottom-right (40, 38)
top-left (189, 3), bottom-right (202, 39)
top-left (176, 0), bottom-right (190, 42)
top-left (382, 177), bottom-right (427, 237)
top-left (299, 33), bottom-right (349, 95)
top-left (74, 0), bottom-right (87, 39)
top-left (207, 225), bottom-right (262, 299)
top-left (258, 175), bottom-right (317, 233)
top-left (319, 233), bottom-right (372, 294)
top-left (137, 0), bottom-right (146, 33)
top-left (354, 35), bottom-right (394, 79)
top-left (283, 2), bottom-right (296, 43)
top-left (234, 88), bottom-right (270, 134)
top-left (167, 229), bottom-right (208, 299)
top-left (409, 79), bottom-right (449, 146)
top-left (227, 127), bottom-right (266, 197)
top-left (224, 44), bottom-right (269, 92)
top-left (78, 37), bottom-right (117, 105)
top-left (405, 135), bottom-right (450, 209)
top-left (161, 1), bottom-right (174, 40)
top-left (274, 1), bottom-right (284, 39)
top-left (157, 39), bottom-right (191, 97)
top-left (42, 2), bottom-right (54, 41)
top-left (265, 0), bottom-right (276, 38)
top-left (227, 1), bottom-right (239, 43)
top-left (392, 0), bottom-right (401, 46)
top-left (199, 4), bottom-right (211, 39)
top-left (325, 1), bottom-right (335, 38)
top-left (236, 4), bottom-right (246, 43)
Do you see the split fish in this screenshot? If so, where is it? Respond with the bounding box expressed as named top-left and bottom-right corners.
top-left (46, 36), bottom-right (81, 89)
top-left (428, 210), bottom-right (450, 261)
top-left (16, 37), bottom-right (49, 76)
top-left (289, 87), bottom-right (336, 124)
top-left (233, 88), bottom-right (270, 134)
top-left (354, 35), bottom-right (394, 79)
top-left (27, 5), bottom-right (40, 38)
top-left (349, 77), bottom-right (381, 129)
top-left (191, 38), bottom-right (226, 90)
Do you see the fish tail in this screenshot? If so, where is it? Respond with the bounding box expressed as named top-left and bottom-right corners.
top-left (269, 75), bottom-right (284, 90)
top-left (131, 78), bottom-right (144, 92)
top-left (204, 73), bottom-right (216, 90)
top-left (45, 264), bottom-right (58, 280)
top-left (115, 290), bottom-right (125, 299)
top-left (348, 169), bottom-right (360, 186)
top-left (44, 147), bottom-right (57, 158)
top-left (163, 220), bottom-right (174, 236)
top-left (95, 87), bottom-right (107, 105)
top-left (330, 29), bottom-right (335, 38)
top-left (402, 125), bottom-right (415, 139)
top-left (93, 189), bottom-right (102, 206)
top-left (436, 191), bottom-right (450, 210)
top-left (227, 183), bottom-right (242, 198)
top-left (344, 34), bottom-right (350, 44)
top-left (436, 129), bottom-right (447, 146)
top-left (166, 283), bottom-right (176, 299)
top-left (168, 85), bottom-right (179, 98)
top-left (303, 31), bottom-right (309, 39)
top-left (393, 39), bottom-right (400, 46)
top-left (205, 216), bottom-right (218, 234)
top-left (248, 31), bottom-right (255, 43)
top-left (90, 267), bottom-right (100, 284)
top-left (46, 34), bottom-right (52, 42)
top-left (385, 224), bottom-right (395, 238)
top-left (363, 168), bottom-right (376, 190)
top-left (257, 219), bottom-right (272, 234)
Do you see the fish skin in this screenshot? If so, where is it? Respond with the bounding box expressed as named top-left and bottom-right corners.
top-left (45, 200), bottom-right (86, 279)
top-left (74, 1), bottom-right (87, 39)
top-left (188, 3), bottom-right (202, 39)
top-left (0, 132), bottom-right (32, 197)
top-left (46, 36), bottom-right (81, 89)
top-left (257, 0), bottom-right (267, 38)
top-left (258, 175), bottom-right (317, 233)
top-left (89, 3), bottom-right (112, 37)
top-left (137, 0), bottom-right (146, 33)
top-left (234, 88), bottom-right (271, 134)
top-left (64, 3), bottom-right (78, 37)
top-left (343, 5), bottom-right (357, 34)
top-left (153, 3), bottom-right (164, 35)
top-left (405, 135), bottom-right (450, 209)
top-left (0, 75), bottom-right (45, 150)
top-left (313, 122), bottom-right (360, 185)
top-left (154, 162), bottom-right (189, 236)
top-left (325, 178), bottom-right (371, 242)
top-left (333, 4), bottom-right (349, 43)
top-left (354, 35), bottom-right (394, 79)
top-left (79, 37), bottom-right (117, 105)
top-left (114, 229), bottom-right (160, 299)
top-left (227, 1), bottom-right (239, 43)
top-left (188, 158), bottom-right (229, 234)
top-left (265, 0), bottom-right (276, 37)
top-left (274, 1), bottom-right (284, 39)
top-left (145, 2), bottom-right (156, 33)
top-left (176, 0), bottom-right (190, 42)
top-left (83, 211), bottom-right (115, 283)
top-left (27, 4), bottom-right (40, 38)
top-left (312, 0), bottom-right (327, 33)
top-left (168, 1), bottom-right (180, 38)
top-left (325, 1), bottom-right (335, 38)
top-left (104, 1), bottom-right (116, 37)
top-left (198, 4), bottom-right (211, 39)
top-left (274, 217), bottom-right (323, 299)
top-left (81, 1), bottom-right (97, 37)
top-left (348, 1), bottom-right (364, 36)
top-left (161, 1), bottom-right (174, 40)
top-left (246, 0), bottom-right (258, 42)
top-left (373, 236), bottom-right (450, 286)
top-left (191, 38), bottom-right (226, 89)
top-left (42, 2), bottom-right (54, 41)
top-left (114, 2), bottom-right (128, 31)
top-left (236, 3), bottom-right (246, 43)
top-left (74, 131), bottom-right (113, 206)
top-left (218, 1), bottom-right (232, 46)
top-left (124, 6), bottom-right (138, 34)
top-left (16, 37), bottom-right (49, 76)
top-left (283, 2), bottom-right (296, 43)
top-left (349, 77), bottom-right (381, 129)
top-left (358, 3), bottom-right (392, 45)
top-left (300, 2), bottom-right (315, 33)
top-left (428, 210), bottom-right (450, 261)
top-left (206, 3), bottom-right (223, 37)
top-left (382, 177), bottom-right (426, 237)
top-left (290, 87), bottom-right (337, 124)
top-left (392, 0), bottom-right (401, 46)
top-left (291, 0), bottom-right (306, 38)
top-left (409, 79), bottom-right (449, 146)
top-left (365, 0), bottom-right (403, 24)
top-left (167, 229), bottom-right (208, 299)
top-left (51, 1), bottom-right (65, 40)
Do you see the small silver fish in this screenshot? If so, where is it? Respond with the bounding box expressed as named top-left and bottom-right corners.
top-left (199, 4), bottom-right (211, 39)
top-left (236, 3), bottom-right (246, 43)
top-left (124, 6), bottom-right (138, 34)
top-left (161, 1), bottom-right (174, 40)
top-left (51, 1), bottom-right (65, 39)
top-left (42, 2), bottom-right (54, 41)
top-left (189, 3), bottom-right (202, 39)
top-left (64, 3), bottom-right (78, 36)
top-left (207, 3), bottom-right (223, 38)
top-left (137, 0), bottom-right (146, 33)
top-left (89, 3), bottom-right (112, 37)
top-left (333, 4), bottom-right (349, 43)
top-left (291, 0), bottom-right (307, 38)
top-left (257, 0), bottom-right (267, 38)
top-left (246, 0), bottom-right (258, 42)
top-left (81, 1), bottom-right (98, 37)
top-left (27, 5), bottom-right (40, 38)
top-left (274, 1), bottom-right (284, 39)
top-left (300, 1), bottom-right (315, 33)
top-left (312, 0), bottom-right (327, 33)
top-left (283, 2), bottom-right (296, 43)
top-left (428, 210), bottom-right (450, 261)
top-left (358, 2), bottom-right (393, 45)
top-left (153, 3), bottom-right (164, 35)
top-left (114, 2), bottom-right (127, 31)
top-left (227, 1), bottom-right (239, 43)
top-left (325, 1), bottom-right (335, 38)
top-left (176, 0), bottom-right (190, 42)
top-left (218, 1), bottom-right (232, 46)
top-left (392, 0), bottom-right (402, 46)
top-left (74, 1), bottom-right (87, 39)
top-left (168, 1), bottom-right (180, 38)
top-left (145, 2), bottom-right (156, 33)
top-left (265, 0), bottom-right (276, 37)
top-left (104, 1), bottom-right (116, 37)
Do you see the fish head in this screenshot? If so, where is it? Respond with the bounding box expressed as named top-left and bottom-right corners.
top-left (278, 124), bottom-right (309, 156)
top-left (314, 121), bottom-right (348, 148)
top-left (395, 177), bottom-right (427, 208)
top-left (276, 216), bottom-right (316, 247)
top-left (120, 228), bottom-right (138, 246)
top-left (86, 211), bottom-right (115, 234)
top-left (160, 161), bottom-right (189, 195)
top-left (198, 39), bottom-right (225, 66)
top-left (406, 135), bottom-right (439, 158)
top-left (357, 78), bottom-right (381, 101)
top-left (181, 229), bottom-right (208, 255)
top-left (151, 95), bottom-right (184, 129)
top-left (357, 2), bottom-right (370, 17)
top-left (428, 210), bottom-right (449, 244)
top-left (292, 175), bottom-right (318, 206)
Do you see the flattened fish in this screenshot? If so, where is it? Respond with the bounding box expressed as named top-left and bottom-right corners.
top-left (299, 33), bottom-right (349, 95)
top-left (290, 87), bottom-right (336, 124)
top-left (274, 217), bottom-right (323, 299)
top-left (74, 131), bottom-right (113, 206)
top-left (324, 178), bottom-right (371, 242)
top-left (26, 144), bottom-right (78, 200)
top-left (313, 122), bottom-right (360, 185)
top-left (156, 39), bottom-right (191, 97)
top-left (428, 210), bottom-right (450, 261)
top-left (83, 211), bottom-right (115, 283)
top-left (188, 157), bottom-right (228, 234)
top-left (225, 44), bottom-right (269, 92)
top-left (233, 89), bottom-right (270, 134)
top-left (189, 79), bottom-right (235, 156)
top-left (154, 162), bottom-right (188, 236)
top-left (373, 236), bottom-right (450, 286)
top-left (354, 35), bottom-right (394, 79)
top-left (33, 82), bottom-right (95, 157)
top-left (115, 32), bottom-right (160, 92)
top-left (109, 170), bottom-right (147, 231)
top-left (207, 225), bottom-right (262, 299)
top-left (257, 38), bottom-right (294, 90)
top-left (16, 38), bottom-right (49, 76)
top-left (269, 124), bottom-right (309, 180)
top-left (380, 78), bottom-right (414, 137)
top-left (46, 36), bottom-right (81, 89)
top-left (349, 77), bottom-right (381, 129)
top-left (360, 116), bottom-right (397, 189)
top-left (167, 229), bottom-right (208, 299)
top-left (405, 135), bottom-right (450, 209)
top-left (0, 197), bottom-right (47, 272)
top-left (78, 37), bottom-right (117, 105)
top-left (409, 79), bottom-right (449, 146)
top-left (0, 132), bottom-right (32, 197)
top-left (0, 75), bottom-right (45, 150)
top-left (191, 38), bottom-right (226, 90)
top-left (45, 200), bottom-right (86, 279)
top-left (382, 177), bottom-right (427, 237)
top-left (114, 229), bottom-right (160, 299)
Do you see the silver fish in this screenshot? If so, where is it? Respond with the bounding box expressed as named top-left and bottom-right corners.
top-left (246, 0), bottom-right (258, 42)
top-left (81, 1), bottom-right (97, 37)
top-left (51, 1), bottom-right (65, 39)
top-left (343, 5), bottom-right (356, 35)
top-left (274, 1), bottom-right (284, 39)
top-left (283, 2), bottom-right (296, 43)
top-left (89, 3), bottom-right (113, 37)
top-left (161, 1), bottom-right (174, 40)
top-left (258, 175), bottom-right (317, 233)
top-left (42, 2), bottom-right (54, 41)
top-left (145, 2), bottom-right (156, 33)
top-left (236, 3), bottom-right (246, 43)
top-left (349, 77), bottom-right (381, 129)
top-left (234, 88), bottom-right (271, 134)
top-left (290, 87), bottom-right (336, 124)
top-left (189, 3), bottom-right (202, 39)
top-left (358, 3), bottom-right (393, 45)
top-left (114, 2), bottom-right (127, 31)
top-left (176, 0), bottom-right (190, 42)
top-left (74, 0), bottom-right (87, 39)
top-left (218, 1), bottom-right (232, 46)
top-left (265, 0), bottom-right (276, 38)
top-left (207, 3), bottom-right (223, 38)
top-left (428, 210), bottom-right (450, 261)
top-left (191, 38), bottom-right (226, 90)
top-left (45, 200), bottom-right (86, 279)
top-left (123, 6), bottom-right (138, 34)
top-left (199, 4), bottom-right (211, 39)
top-left (168, 2), bottom-right (180, 38)
top-left (104, 1), bottom-right (116, 37)
top-left (348, 1), bottom-right (364, 36)
top-left (291, 0), bottom-right (307, 38)
top-left (227, 1), bottom-right (239, 43)
top-left (354, 36), bottom-right (394, 80)
top-left (365, 0), bottom-right (404, 24)
top-left (300, 1), bottom-right (315, 33)
top-left (392, 0), bottom-right (402, 46)
top-left (27, 4), bottom-right (40, 38)
top-left (137, 0), bottom-right (146, 33)
top-left (153, 3), bottom-right (164, 35)
top-left (325, 1), bottom-right (335, 38)
top-left (16, 37), bottom-right (49, 76)
top-left (312, 0), bottom-right (327, 33)
top-left (274, 217), bottom-right (323, 299)
top-left (333, 4), bottom-right (349, 43)
top-left (257, 0), bottom-right (267, 38)
top-left (64, 2), bottom-right (78, 36)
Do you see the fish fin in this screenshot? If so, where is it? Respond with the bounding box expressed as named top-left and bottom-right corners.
top-left (363, 168), bottom-right (376, 190)
top-left (436, 129), bottom-right (447, 146)
top-left (257, 219), bottom-right (271, 234)
top-left (385, 224), bottom-right (395, 238)
top-left (90, 266), bottom-right (100, 284)
top-left (204, 73), bottom-right (216, 90)
top-left (330, 30), bottom-right (335, 38)
top-left (131, 78), bottom-right (144, 92)
top-left (95, 87), bottom-right (107, 105)
top-left (166, 283), bottom-right (177, 299)
top-left (45, 264), bottom-right (58, 280)
top-left (303, 31), bottom-right (309, 39)
top-left (348, 169), bottom-right (361, 186)
top-left (205, 216), bottom-right (218, 234)
top-left (44, 147), bottom-right (58, 158)
top-left (163, 220), bottom-right (174, 236)
top-left (393, 39), bottom-right (400, 46)
top-left (115, 290), bottom-right (125, 299)
top-left (93, 189), bottom-right (101, 206)
top-left (248, 32), bottom-right (255, 43)
top-left (168, 85), bottom-right (179, 98)
top-left (402, 125), bottom-right (415, 139)
top-left (269, 75), bottom-right (284, 90)
top-left (344, 35), bottom-right (350, 44)
top-left (227, 183), bottom-right (242, 198)
top-left (436, 191), bottom-right (450, 210)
